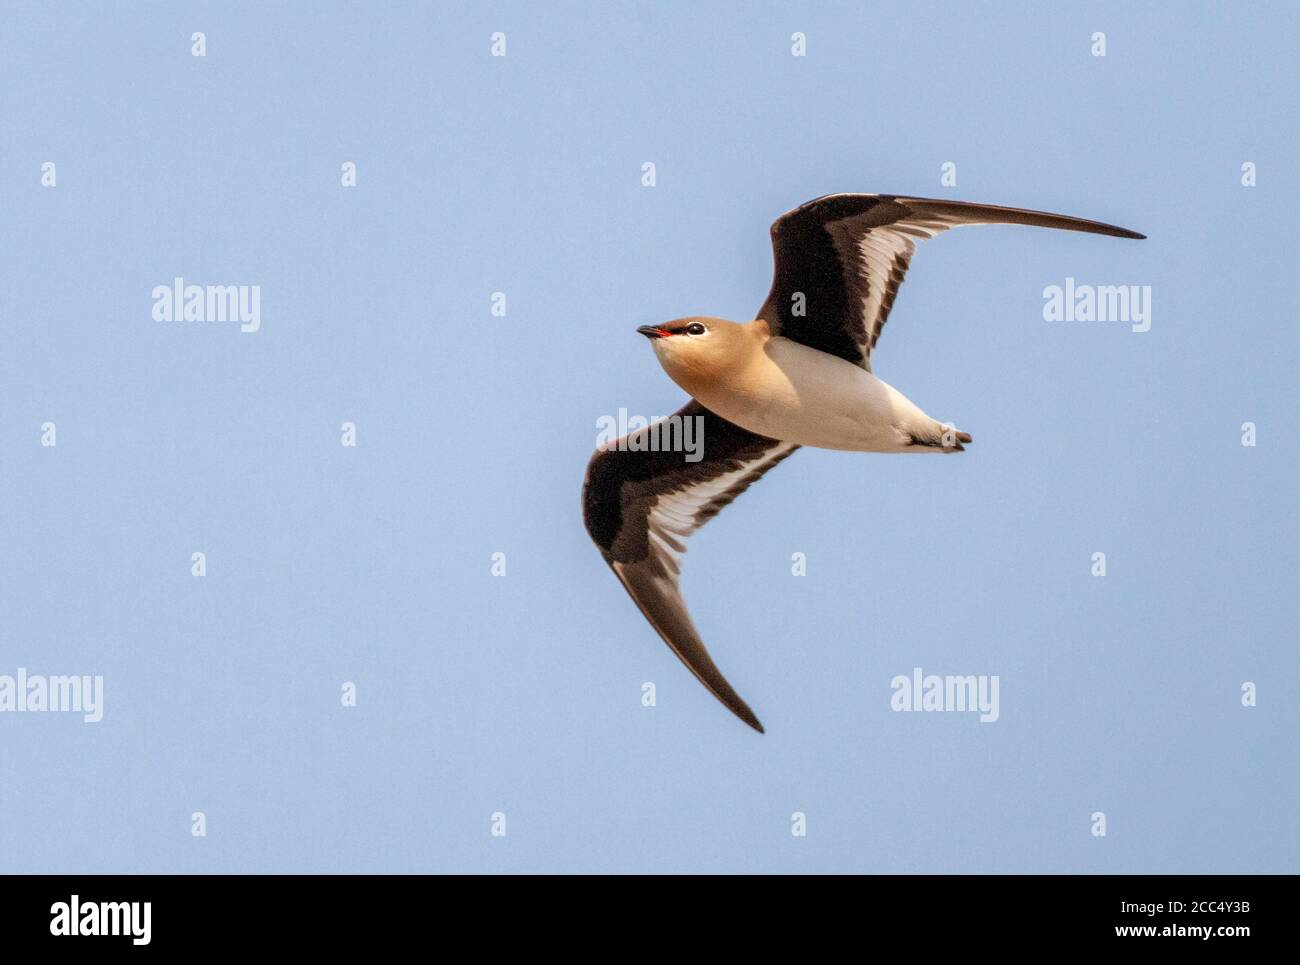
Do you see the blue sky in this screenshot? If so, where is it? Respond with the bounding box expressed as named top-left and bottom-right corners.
top-left (0, 1), bottom-right (1295, 872)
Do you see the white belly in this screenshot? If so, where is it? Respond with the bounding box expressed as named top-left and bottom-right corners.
top-left (687, 337), bottom-right (934, 452)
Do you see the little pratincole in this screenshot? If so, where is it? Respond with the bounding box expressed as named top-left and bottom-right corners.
top-left (582, 193), bottom-right (1144, 732)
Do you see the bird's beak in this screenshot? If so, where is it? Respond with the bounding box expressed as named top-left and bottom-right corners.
top-left (637, 325), bottom-right (671, 340)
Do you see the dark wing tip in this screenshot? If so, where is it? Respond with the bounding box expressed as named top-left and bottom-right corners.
top-left (893, 195), bottom-right (1146, 241)
top-left (1098, 224), bottom-right (1146, 240)
top-left (699, 666), bottom-right (766, 734)
top-left (614, 556), bottom-right (770, 735)
top-left (1060, 220), bottom-right (1145, 240)
top-left (711, 677), bottom-right (765, 733)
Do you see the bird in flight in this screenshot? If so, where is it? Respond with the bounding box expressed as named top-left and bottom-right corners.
top-left (582, 194), bottom-right (1144, 732)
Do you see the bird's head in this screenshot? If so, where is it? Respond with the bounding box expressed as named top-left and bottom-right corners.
top-left (635, 316), bottom-right (753, 386)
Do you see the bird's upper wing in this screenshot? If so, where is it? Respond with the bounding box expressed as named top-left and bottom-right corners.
top-left (582, 400), bottom-right (798, 732)
top-left (756, 193), bottom-right (1146, 371)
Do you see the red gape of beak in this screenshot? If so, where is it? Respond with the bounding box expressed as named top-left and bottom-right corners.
top-left (636, 325), bottom-right (673, 339)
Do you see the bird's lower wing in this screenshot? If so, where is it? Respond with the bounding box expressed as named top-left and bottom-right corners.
top-left (582, 400), bottom-right (798, 732)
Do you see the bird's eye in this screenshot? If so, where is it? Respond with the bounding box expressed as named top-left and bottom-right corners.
top-left (686, 322), bottom-right (706, 336)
